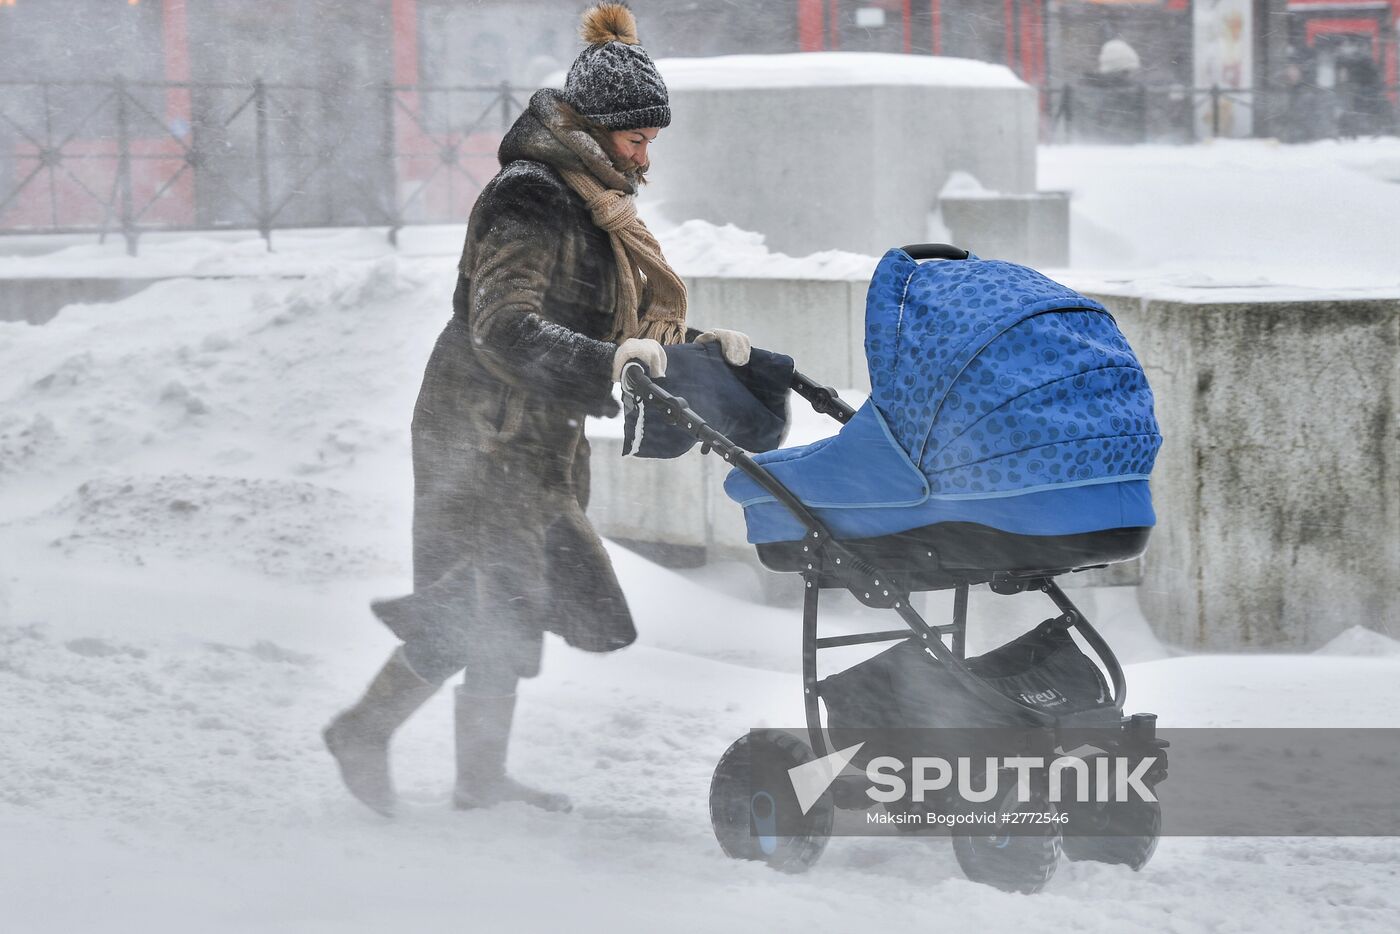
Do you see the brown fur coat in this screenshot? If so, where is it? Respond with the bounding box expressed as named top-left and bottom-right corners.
top-left (373, 90), bottom-right (642, 682)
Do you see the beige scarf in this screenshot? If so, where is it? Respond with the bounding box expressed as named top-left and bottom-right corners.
top-left (557, 167), bottom-right (688, 347)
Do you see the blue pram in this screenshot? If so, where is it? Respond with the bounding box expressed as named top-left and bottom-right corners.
top-left (621, 244), bottom-right (1169, 893)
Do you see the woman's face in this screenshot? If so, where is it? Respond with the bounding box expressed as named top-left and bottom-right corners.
top-left (606, 127), bottom-right (660, 173)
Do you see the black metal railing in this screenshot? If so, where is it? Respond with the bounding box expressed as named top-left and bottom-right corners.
top-left (1042, 82), bottom-right (1399, 145)
top-left (3, 77), bottom-right (1396, 252)
top-left (0, 78), bottom-right (527, 254)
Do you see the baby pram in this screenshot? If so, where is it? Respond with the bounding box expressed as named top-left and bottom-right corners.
top-left (621, 244), bottom-right (1169, 893)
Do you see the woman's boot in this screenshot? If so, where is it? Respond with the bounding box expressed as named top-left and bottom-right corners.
top-left (323, 647), bottom-right (440, 816)
top-left (452, 688), bottom-right (572, 812)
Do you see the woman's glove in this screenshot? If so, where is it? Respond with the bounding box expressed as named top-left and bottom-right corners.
top-left (695, 328), bottom-right (752, 366)
top-left (612, 338), bottom-right (668, 381)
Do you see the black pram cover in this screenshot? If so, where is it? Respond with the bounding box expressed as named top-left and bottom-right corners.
top-left (821, 621), bottom-right (1114, 732)
top-left (622, 342), bottom-right (793, 458)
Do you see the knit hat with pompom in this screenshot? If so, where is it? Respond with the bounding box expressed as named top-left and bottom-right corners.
top-left (564, 3), bottom-right (670, 130)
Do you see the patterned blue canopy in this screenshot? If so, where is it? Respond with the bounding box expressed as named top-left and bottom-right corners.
top-left (724, 248), bottom-right (1162, 544)
top-left (865, 248), bottom-right (1161, 497)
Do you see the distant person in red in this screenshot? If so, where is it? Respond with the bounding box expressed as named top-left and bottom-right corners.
top-left (323, 3), bottom-right (747, 816)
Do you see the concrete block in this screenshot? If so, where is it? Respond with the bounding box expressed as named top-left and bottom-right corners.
top-left (1094, 292), bottom-right (1400, 651)
top-left (0, 277), bottom-right (166, 324)
top-left (585, 430), bottom-right (710, 553)
top-left (685, 276), bottom-right (865, 389)
top-left (939, 191), bottom-right (1070, 267)
top-left (648, 66), bottom-right (1041, 258)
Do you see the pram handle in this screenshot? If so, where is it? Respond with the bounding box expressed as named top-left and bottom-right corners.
top-left (901, 242), bottom-right (970, 261)
top-left (620, 362), bottom-right (838, 543)
top-left (790, 371), bottom-right (856, 424)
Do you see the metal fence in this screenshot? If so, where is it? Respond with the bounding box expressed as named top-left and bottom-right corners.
top-left (0, 78), bottom-right (528, 254)
top-left (4, 77), bottom-right (1397, 252)
top-left (1043, 82), bottom-right (1399, 145)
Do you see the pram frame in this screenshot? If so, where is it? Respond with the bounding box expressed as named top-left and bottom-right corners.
top-left (622, 363), bottom-right (1139, 759)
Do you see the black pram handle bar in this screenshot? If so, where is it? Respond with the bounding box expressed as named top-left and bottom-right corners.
top-left (790, 371), bottom-right (856, 424)
top-left (901, 242), bottom-right (971, 261)
top-left (621, 362), bottom-right (838, 545)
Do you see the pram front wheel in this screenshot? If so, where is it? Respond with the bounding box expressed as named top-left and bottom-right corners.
top-left (951, 771), bottom-right (1062, 894)
top-left (709, 731), bottom-right (833, 874)
top-left (1061, 798), bottom-right (1161, 870)
top-left (1060, 761), bottom-right (1162, 871)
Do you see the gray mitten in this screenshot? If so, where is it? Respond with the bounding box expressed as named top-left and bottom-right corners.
top-left (695, 328), bottom-right (752, 366)
top-left (612, 338), bottom-right (668, 381)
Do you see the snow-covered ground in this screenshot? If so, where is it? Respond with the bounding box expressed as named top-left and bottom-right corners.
top-left (2, 140), bottom-right (1399, 932)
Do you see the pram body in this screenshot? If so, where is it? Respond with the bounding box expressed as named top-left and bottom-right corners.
top-left (621, 244), bottom-right (1169, 893)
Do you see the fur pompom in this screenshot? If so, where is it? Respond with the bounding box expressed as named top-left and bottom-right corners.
top-left (580, 3), bottom-right (638, 46)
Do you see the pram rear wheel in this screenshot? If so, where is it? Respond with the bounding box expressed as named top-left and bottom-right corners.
top-left (951, 772), bottom-right (1062, 894)
top-left (709, 731), bottom-right (833, 874)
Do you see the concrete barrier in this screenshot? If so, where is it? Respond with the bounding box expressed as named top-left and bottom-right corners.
top-left (647, 54), bottom-right (1067, 265)
top-left (940, 192), bottom-right (1070, 268)
top-left (588, 276), bottom-right (1400, 650)
top-left (683, 275), bottom-right (867, 391)
top-left (1093, 292), bottom-right (1400, 651)
top-left (0, 278), bottom-right (168, 324)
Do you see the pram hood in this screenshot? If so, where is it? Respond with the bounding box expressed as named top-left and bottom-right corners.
top-left (724, 248), bottom-right (1161, 544)
top-left (863, 247), bottom-right (1160, 498)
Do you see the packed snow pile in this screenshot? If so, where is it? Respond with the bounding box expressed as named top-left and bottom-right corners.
top-left (0, 261), bottom-right (435, 516)
top-left (649, 219), bottom-right (877, 280)
top-left (24, 474), bottom-right (401, 582)
top-left (1315, 625), bottom-right (1400, 658)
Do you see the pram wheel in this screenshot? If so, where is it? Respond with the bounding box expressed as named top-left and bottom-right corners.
top-left (1061, 757), bottom-right (1162, 870)
top-left (709, 731), bottom-right (833, 874)
top-left (951, 770), bottom-right (1062, 894)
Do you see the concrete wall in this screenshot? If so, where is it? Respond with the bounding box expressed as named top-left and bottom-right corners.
top-left (0, 278), bottom-right (167, 325)
top-left (684, 275), bottom-right (868, 391)
top-left (587, 277), bottom-right (1400, 650)
top-left (941, 192), bottom-right (1070, 268)
top-left (646, 82), bottom-right (1045, 258)
top-left (1096, 292), bottom-right (1400, 651)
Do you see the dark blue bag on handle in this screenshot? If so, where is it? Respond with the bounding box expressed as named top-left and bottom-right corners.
top-left (622, 341), bottom-right (794, 458)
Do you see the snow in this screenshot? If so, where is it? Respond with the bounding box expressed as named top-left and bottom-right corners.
top-left (3, 246), bottom-right (1399, 932)
top-left (654, 52), bottom-right (1028, 91)
top-left (644, 219), bottom-right (877, 280)
top-left (3, 138), bottom-right (1400, 932)
top-left (1041, 137), bottom-right (1400, 300)
top-left (1315, 625), bottom-right (1400, 658)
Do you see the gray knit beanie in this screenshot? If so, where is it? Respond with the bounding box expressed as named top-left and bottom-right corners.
top-left (564, 3), bottom-right (671, 130)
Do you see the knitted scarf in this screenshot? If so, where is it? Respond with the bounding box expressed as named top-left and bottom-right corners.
top-left (556, 167), bottom-right (688, 347)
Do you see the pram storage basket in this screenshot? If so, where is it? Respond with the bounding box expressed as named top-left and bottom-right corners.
top-left (821, 620), bottom-right (1117, 733)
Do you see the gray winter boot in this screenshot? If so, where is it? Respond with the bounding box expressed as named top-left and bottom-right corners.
top-left (452, 688), bottom-right (572, 813)
top-left (323, 647), bottom-right (440, 816)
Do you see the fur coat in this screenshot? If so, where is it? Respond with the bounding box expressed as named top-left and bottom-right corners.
top-left (374, 89), bottom-right (644, 682)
